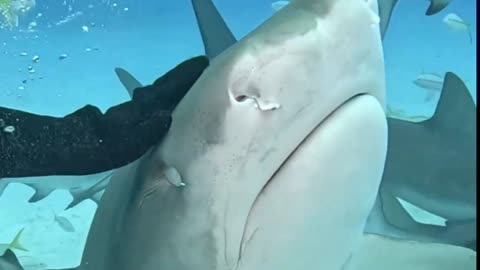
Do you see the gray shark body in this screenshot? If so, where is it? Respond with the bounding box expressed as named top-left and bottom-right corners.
top-left (374, 72), bottom-right (477, 249)
top-left (72, 0), bottom-right (388, 269)
top-left (0, 67), bottom-right (140, 210)
top-left (185, 0), bottom-right (475, 251)
top-left (0, 172), bottom-right (111, 209)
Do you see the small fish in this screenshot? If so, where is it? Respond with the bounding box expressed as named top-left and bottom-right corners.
top-left (271, 1), bottom-right (289, 12)
top-left (443, 13), bottom-right (472, 44)
top-left (413, 73), bottom-right (444, 102)
top-left (0, 228), bottom-right (28, 256)
top-left (51, 209), bottom-right (75, 233)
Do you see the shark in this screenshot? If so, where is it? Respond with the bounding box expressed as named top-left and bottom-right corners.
top-left (378, 0), bottom-right (451, 39)
top-left (351, 234), bottom-right (476, 270)
top-left (0, 249), bottom-right (23, 270)
top-left (0, 67), bottom-right (140, 210)
top-left (67, 0), bottom-right (389, 269)
top-left (115, 0), bottom-right (474, 252)
top-left (0, 171), bottom-right (112, 209)
top-left (2, 0), bottom-right (473, 269)
top-left (375, 71), bottom-right (477, 249)
top-left (105, 0), bottom-right (475, 268)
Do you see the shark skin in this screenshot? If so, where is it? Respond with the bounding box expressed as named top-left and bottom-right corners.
top-left (75, 0), bottom-right (387, 269)
top-left (187, 0), bottom-right (477, 262)
top-left (0, 249), bottom-right (23, 270)
top-left (377, 72), bottom-right (477, 248)
top-left (378, 0), bottom-right (451, 39)
top-left (351, 234), bottom-right (476, 270)
top-left (177, 0), bottom-right (476, 252)
top-left (0, 171), bottom-right (112, 209)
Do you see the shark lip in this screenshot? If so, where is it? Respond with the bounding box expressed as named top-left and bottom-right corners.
top-left (236, 93), bottom-right (368, 259)
top-left (262, 93), bottom-right (366, 194)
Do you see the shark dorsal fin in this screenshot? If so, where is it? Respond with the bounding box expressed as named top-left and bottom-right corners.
top-left (425, 0), bottom-right (451, 16)
top-left (191, 0), bottom-right (237, 60)
top-left (114, 68), bottom-right (143, 98)
top-left (427, 72), bottom-right (476, 130)
top-left (1, 249), bottom-right (22, 268)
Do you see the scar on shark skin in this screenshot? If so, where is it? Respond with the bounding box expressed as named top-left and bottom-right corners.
top-left (138, 165), bottom-right (186, 208)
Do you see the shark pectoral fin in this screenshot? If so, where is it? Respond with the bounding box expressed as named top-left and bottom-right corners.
top-left (66, 173), bottom-right (112, 210)
top-left (65, 192), bottom-right (86, 210)
top-left (66, 189), bottom-right (103, 210)
top-left (1, 249), bottom-right (22, 268)
top-left (26, 184), bottom-right (53, 203)
top-left (379, 188), bottom-right (419, 230)
top-left (425, 0), bottom-right (451, 15)
top-left (90, 189), bottom-right (105, 205)
top-left (114, 67), bottom-right (143, 98)
top-left (191, 0), bottom-right (237, 59)
top-left (426, 72), bottom-right (475, 130)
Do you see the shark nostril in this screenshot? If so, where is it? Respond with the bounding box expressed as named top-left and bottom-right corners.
top-left (235, 95), bottom-right (248, 102)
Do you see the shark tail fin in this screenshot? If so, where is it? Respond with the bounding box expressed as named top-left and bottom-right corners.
top-left (114, 67), bottom-right (143, 98)
top-left (191, 0), bottom-right (237, 59)
top-left (9, 227), bottom-right (28, 252)
top-left (425, 0), bottom-right (450, 15)
top-left (1, 249), bottom-right (23, 268)
top-left (426, 72), bottom-right (475, 129)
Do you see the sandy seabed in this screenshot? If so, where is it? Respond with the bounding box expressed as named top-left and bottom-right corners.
top-left (0, 183), bottom-right (96, 270)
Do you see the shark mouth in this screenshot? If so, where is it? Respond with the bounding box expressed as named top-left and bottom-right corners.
top-left (233, 93), bottom-right (370, 263)
top-left (257, 93), bottom-right (366, 204)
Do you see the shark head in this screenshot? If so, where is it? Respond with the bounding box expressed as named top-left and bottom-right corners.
top-left (79, 0), bottom-right (387, 269)
top-left (128, 0), bottom-right (385, 268)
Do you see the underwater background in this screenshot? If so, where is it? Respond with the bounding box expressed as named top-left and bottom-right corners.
top-left (0, 0), bottom-right (476, 269)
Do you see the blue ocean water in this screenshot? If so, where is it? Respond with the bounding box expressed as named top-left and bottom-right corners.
top-left (0, 0), bottom-right (477, 269)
